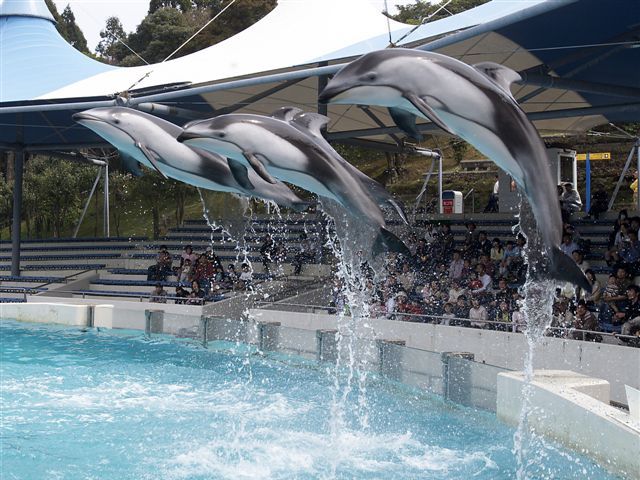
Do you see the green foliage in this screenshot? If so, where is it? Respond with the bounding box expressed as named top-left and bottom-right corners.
top-left (44, 1), bottom-right (90, 54)
top-left (98, 1), bottom-right (276, 64)
top-left (95, 16), bottom-right (128, 64)
top-left (22, 156), bottom-right (97, 238)
top-left (394, 0), bottom-right (489, 24)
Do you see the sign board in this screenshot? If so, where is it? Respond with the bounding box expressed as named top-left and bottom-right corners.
top-left (576, 152), bottom-right (611, 161)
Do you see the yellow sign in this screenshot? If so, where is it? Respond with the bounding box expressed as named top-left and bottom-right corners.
top-left (576, 152), bottom-right (611, 161)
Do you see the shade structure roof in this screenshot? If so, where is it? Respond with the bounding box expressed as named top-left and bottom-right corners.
top-left (1, 0), bottom-right (639, 152)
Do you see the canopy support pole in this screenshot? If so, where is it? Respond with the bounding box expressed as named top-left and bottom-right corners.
top-left (103, 163), bottom-right (110, 237)
top-left (73, 168), bottom-right (103, 238)
top-left (317, 61), bottom-right (328, 117)
top-left (607, 139), bottom-right (639, 211)
top-left (11, 148), bottom-right (24, 276)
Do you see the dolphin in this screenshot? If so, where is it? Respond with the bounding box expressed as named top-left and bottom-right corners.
top-left (177, 111), bottom-right (409, 255)
top-left (268, 107), bottom-right (408, 223)
top-left (318, 48), bottom-right (589, 290)
top-left (72, 107), bottom-right (308, 211)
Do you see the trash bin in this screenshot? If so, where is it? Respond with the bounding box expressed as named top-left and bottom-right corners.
top-left (442, 190), bottom-right (463, 214)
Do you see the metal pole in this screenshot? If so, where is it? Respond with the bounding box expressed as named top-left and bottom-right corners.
top-left (438, 153), bottom-right (443, 214)
top-left (103, 163), bottom-right (110, 237)
top-left (608, 140), bottom-right (638, 211)
top-left (11, 148), bottom-right (24, 277)
top-left (585, 153), bottom-right (591, 213)
top-left (317, 61), bottom-right (328, 117)
top-left (73, 168), bottom-right (102, 238)
top-left (636, 141), bottom-right (640, 212)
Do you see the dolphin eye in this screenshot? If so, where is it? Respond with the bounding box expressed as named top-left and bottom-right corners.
top-left (365, 72), bottom-right (377, 81)
top-left (217, 132), bottom-right (226, 138)
top-left (113, 119), bottom-right (121, 125)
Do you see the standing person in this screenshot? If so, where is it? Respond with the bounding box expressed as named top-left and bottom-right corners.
top-left (559, 182), bottom-right (583, 221)
top-left (260, 234), bottom-right (275, 276)
top-left (630, 169), bottom-right (638, 206)
top-left (484, 174), bottom-right (499, 212)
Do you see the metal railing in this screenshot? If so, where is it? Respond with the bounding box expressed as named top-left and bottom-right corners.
top-left (17, 289), bottom-right (209, 305)
top-left (464, 188), bottom-right (475, 213)
top-left (253, 301), bottom-right (640, 345)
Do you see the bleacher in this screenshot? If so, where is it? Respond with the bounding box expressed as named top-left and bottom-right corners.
top-left (0, 213), bottom-right (330, 303)
top-left (0, 212), bottom-right (627, 308)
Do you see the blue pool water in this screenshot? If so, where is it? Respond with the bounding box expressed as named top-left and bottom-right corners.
top-left (0, 320), bottom-right (619, 479)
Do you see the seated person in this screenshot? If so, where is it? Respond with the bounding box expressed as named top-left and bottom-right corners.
top-left (572, 300), bottom-right (600, 341)
top-left (187, 280), bottom-right (206, 305)
top-left (150, 283), bottom-right (167, 303)
top-left (238, 263), bottom-right (254, 291)
top-left (619, 284), bottom-right (640, 339)
top-left (174, 286), bottom-right (189, 304)
top-left (492, 300), bottom-right (512, 332)
top-left (468, 297), bottom-right (488, 329)
top-left (147, 246), bottom-right (173, 281)
top-left (179, 258), bottom-right (193, 283)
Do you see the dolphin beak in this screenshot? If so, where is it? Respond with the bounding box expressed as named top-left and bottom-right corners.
top-left (176, 131), bottom-right (200, 143)
top-left (317, 87), bottom-right (337, 104)
top-left (72, 112), bottom-right (97, 122)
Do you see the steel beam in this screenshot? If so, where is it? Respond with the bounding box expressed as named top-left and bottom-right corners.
top-left (517, 73), bottom-right (640, 100)
top-left (11, 148), bottom-right (24, 276)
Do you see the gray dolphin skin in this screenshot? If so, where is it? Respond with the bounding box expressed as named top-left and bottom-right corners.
top-left (178, 110), bottom-right (409, 255)
top-left (318, 48), bottom-right (590, 290)
top-left (72, 107), bottom-right (308, 211)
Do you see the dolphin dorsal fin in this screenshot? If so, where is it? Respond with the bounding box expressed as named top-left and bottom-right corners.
top-left (473, 62), bottom-right (521, 100)
top-left (291, 112), bottom-right (330, 140)
top-left (270, 106), bottom-right (303, 122)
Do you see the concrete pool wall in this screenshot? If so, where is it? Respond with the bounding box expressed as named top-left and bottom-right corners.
top-left (1, 301), bottom-right (638, 479)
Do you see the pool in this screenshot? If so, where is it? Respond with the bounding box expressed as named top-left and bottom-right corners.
top-left (0, 320), bottom-right (620, 479)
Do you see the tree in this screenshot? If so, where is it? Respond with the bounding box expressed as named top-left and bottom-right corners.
top-left (394, 0), bottom-right (489, 24)
top-left (95, 16), bottom-right (128, 64)
top-left (149, 0), bottom-right (192, 14)
top-left (119, 7), bottom-right (195, 65)
top-left (44, 1), bottom-right (89, 54)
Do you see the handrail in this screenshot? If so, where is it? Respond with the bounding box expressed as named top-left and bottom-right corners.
top-left (25, 289), bottom-right (211, 305)
top-left (464, 188), bottom-right (475, 213)
top-left (254, 301), bottom-right (639, 344)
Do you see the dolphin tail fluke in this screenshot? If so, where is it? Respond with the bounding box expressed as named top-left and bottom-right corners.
top-left (373, 227), bottom-right (410, 257)
top-left (549, 247), bottom-right (591, 291)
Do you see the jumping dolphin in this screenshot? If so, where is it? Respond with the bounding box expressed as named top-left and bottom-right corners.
top-left (262, 107), bottom-right (408, 223)
top-left (318, 48), bottom-right (590, 290)
top-left (177, 111), bottom-right (409, 255)
top-left (72, 107), bottom-right (308, 211)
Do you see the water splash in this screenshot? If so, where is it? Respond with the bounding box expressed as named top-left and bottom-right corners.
top-left (512, 199), bottom-right (558, 480)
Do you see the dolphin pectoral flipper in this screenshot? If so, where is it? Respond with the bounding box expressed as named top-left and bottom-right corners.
top-left (227, 158), bottom-right (255, 190)
top-left (388, 108), bottom-right (423, 141)
top-left (135, 142), bottom-right (168, 179)
top-left (119, 152), bottom-right (144, 177)
top-left (405, 94), bottom-right (454, 135)
top-left (243, 151), bottom-right (277, 184)
top-left (549, 247), bottom-right (592, 291)
top-left (473, 62), bottom-right (521, 101)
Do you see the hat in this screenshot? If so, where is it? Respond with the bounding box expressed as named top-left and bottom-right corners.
top-left (395, 291), bottom-right (408, 299)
